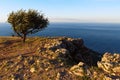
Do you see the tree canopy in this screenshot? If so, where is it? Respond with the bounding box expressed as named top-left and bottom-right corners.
top-left (8, 9), bottom-right (49, 42)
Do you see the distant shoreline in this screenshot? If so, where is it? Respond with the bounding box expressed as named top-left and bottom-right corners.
top-left (1, 22), bottom-right (120, 24)
top-left (0, 23), bottom-right (120, 53)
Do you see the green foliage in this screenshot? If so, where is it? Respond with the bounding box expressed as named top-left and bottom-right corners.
top-left (8, 9), bottom-right (49, 42)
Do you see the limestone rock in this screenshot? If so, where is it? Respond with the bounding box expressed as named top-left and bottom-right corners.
top-left (40, 37), bottom-right (100, 66)
top-left (56, 72), bottom-right (61, 80)
top-left (55, 48), bottom-right (69, 55)
top-left (98, 52), bottom-right (120, 76)
top-left (44, 39), bottom-right (62, 50)
top-left (70, 62), bottom-right (89, 76)
top-left (101, 52), bottom-right (120, 62)
top-left (30, 67), bottom-right (36, 73)
top-left (103, 75), bottom-right (120, 80)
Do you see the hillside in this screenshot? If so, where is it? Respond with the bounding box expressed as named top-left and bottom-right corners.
top-left (0, 37), bottom-right (119, 80)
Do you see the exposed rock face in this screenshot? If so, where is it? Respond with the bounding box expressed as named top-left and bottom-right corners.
top-left (42, 37), bottom-right (100, 66)
top-left (0, 37), bottom-right (103, 80)
top-left (70, 62), bottom-right (89, 77)
top-left (98, 52), bottom-right (120, 78)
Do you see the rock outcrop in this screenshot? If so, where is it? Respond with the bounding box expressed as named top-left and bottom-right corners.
top-left (41, 37), bottom-right (101, 66)
top-left (70, 62), bottom-right (90, 77)
top-left (1, 37), bottom-right (120, 80)
top-left (98, 52), bottom-right (120, 79)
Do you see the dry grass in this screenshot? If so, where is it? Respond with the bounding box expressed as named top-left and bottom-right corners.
top-left (0, 36), bottom-right (106, 80)
top-left (0, 36), bottom-right (78, 80)
top-left (0, 37), bottom-right (42, 59)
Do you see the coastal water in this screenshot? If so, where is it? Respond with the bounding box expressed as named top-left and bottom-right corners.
top-left (0, 22), bottom-right (120, 53)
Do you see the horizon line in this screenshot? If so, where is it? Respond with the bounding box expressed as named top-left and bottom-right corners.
top-left (1, 21), bottom-right (120, 24)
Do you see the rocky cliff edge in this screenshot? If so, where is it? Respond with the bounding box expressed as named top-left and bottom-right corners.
top-left (0, 37), bottom-right (119, 80)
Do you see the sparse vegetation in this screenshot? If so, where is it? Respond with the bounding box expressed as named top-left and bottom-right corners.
top-left (0, 37), bottom-right (119, 80)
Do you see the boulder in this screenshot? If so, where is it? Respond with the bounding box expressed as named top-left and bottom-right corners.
top-left (70, 62), bottom-right (89, 76)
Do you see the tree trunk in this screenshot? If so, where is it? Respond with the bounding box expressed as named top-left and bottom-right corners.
top-left (23, 34), bottom-right (26, 43)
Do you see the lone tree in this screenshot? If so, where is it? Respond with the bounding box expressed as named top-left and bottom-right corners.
top-left (8, 9), bottom-right (49, 42)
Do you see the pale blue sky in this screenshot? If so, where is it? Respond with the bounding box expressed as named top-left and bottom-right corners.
top-left (0, 0), bottom-right (120, 23)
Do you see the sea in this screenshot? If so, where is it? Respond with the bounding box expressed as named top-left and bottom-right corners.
top-left (0, 22), bottom-right (120, 54)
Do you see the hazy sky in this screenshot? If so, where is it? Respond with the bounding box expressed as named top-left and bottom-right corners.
top-left (0, 0), bottom-right (120, 23)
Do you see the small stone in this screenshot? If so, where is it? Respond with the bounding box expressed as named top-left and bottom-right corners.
top-left (30, 67), bottom-right (35, 73)
top-left (56, 72), bottom-right (60, 80)
top-left (45, 68), bottom-right (49, 71)
top-left (11, 78), bottom-right (15, 80)
top-left (78, 62), bottom-right (85, 66)
top-left (60, 63), bottom-right (64, 66)
top-left (36, 60), bottom-right (40, 63)
top-left (52, 56), bottom-right (55, 59)
top-left (93, 71), bottom-right (98, 78)
top-left (24, 59), bottom-right (28, 65)
top-left (17, 55), bottom-right (23, 61)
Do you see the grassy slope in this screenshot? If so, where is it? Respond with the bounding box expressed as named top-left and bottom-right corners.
top-left (0, 37), bottom-right (43, 59)
top-left (0, 37), bottom-right (75, 80)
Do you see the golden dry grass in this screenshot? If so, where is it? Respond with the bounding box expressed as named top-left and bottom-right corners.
top-left (0, 37), bottom-right (42, 59)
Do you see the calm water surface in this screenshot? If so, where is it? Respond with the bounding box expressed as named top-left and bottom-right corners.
top-left (0, 22), bottom-right (120, 53)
